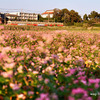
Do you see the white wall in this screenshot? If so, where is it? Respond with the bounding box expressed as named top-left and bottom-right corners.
top-left (41, 14), bottom-right (53, 18)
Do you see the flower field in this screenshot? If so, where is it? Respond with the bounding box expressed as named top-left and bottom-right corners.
top-left (0, 29), bottom-right (100, 100)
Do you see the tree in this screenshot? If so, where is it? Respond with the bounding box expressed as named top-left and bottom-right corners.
top-left (60, 8), bottom-right (70, 22)
top-left (38, 14), bottom-right (43, 22)
top-left (88, 11), bottom-right (99, 20)
top-left (83, 14), bottom-right (88, 22)
top-left (53, 8), bottom-right (82, 25)
top-left (70, 10), bottom-right (82, 24)
top-left (53, 8), bottom-right (61, 22)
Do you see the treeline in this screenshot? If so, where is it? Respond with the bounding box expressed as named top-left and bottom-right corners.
top-left (83, 11), bottom-right (100, 26)
top-left (53, 8), bottom-right (82, 25)
top-left (38, 8), bottom-right (100, 26)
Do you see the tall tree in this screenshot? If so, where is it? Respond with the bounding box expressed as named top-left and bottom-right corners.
top-left (70, 10), bottom-right (82, 23)
top-left (60, 8), bottom-right (70, 22)
top-left (83, 14), bottom-right (88, 22)
top-left (53, 8), bottom-right (82, 25)
top-left (88, 11), bottom-right (99, 20)
top-left (53, 8), bottom-right (61, 22)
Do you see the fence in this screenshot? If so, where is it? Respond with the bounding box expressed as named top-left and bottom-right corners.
top-left (7, 21), bottom-right (63, 26)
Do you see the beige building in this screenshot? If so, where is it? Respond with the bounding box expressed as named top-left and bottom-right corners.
top-left (6, 12), bottom-right (38, 21)
top-left (6, 14), bottom-right (18, 21)
top-left (19, 12), bottom-right (38, 20)
top-left (41, 10), bottom-right (54, 18)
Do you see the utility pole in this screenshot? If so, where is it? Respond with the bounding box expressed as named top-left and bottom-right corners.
top-left (48, 12), bottom-right (49, 23)
top-left (54, 18), bottom-right (55, 23)
top-left (64, 13), bottom-right (66, 24)
top-left (4, 13), bottom-right (6, 24)
top-left (21, 9), bottom-right (23, 22)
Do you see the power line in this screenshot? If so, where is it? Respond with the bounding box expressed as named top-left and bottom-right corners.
top-left (0, 8), bottom-right (42, 14)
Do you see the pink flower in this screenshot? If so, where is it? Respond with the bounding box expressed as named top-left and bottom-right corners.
top-left (77, 71), bottom-right (85, 76)
top-left (28, 91), bottom-right (34, 95)
top-left (51, 93), bottom-right (58, 100)
top-left (52, 54), bottom-right (59, 59)
top-left (36, 93), bottom-right (50, 100)
top-left (0, 26), bottom-right (4, 30)
top-left (38, 75), bottom-right (43, 81)
top-left (73, 80), bottom-right (79, 84)
top-left (17, 94), bottom-right (26, 99)
top-left (38, 41), bottom-right (44, 47)
top-left (91, 45), bottom-right (97, 49)
top-left (37, 46), bottom-right (44, 52)
top-left (83, 96), bottom-right (93, 100)
top-left (17, 65), bottom-right (23, 73)
top-left (10, 83), bottom-right (21, 91)
top-left (81, 80), bottom-right (87, 85)
top-left (2, 46), bottom-right (11, 53)
top-left (0, 53), bottom-right (4, 60)
top-left (72, 88), bottom-right (88, 97)
top-left (59, 86), bottom-right (65, 91)
top-left (1, 71), bottom-right (13, 78)
top-left (89, 78), bottom-right (100, 86)
top-left (95, 83), bottom-right (99, 89)
top-left (4, 63), bottom-right (15, 69)
top-left (42, 34), bottom-right (53, 44)
top-left (58, 46), bottom-right (65, 52)
top-left (68, 96), bottom-right (75, 100)
top-left (66, 68), bottom-right (77, 77)
top-left (78, 76), bottom-right (86, 80)
top-left (44, 78), bottom-right (50, 84)
top-left (33, 71), bottom-right (39, 74)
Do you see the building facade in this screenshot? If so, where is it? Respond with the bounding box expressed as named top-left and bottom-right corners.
top-left (41, 10), bottom-right (54, 18)
top-left (0, 13), bottom-right (7, 24)
top-left (6, 14), bottom-right (18, 21)
top-left (19, 12), bottom-right (38, 21)
top-left (6, 12), bottom-right (38, 21)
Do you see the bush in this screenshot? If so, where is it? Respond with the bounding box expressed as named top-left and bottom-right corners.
top-left (87, 20), bottom-right (95, 27)
top-left (74, 23), bottom-right (83, 27)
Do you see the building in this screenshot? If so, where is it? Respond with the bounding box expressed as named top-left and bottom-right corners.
top-left (41, 10), bottom-right (54, 18)
top-left (0, 18), bottom-right (2, 24)
top-left (6, 13), bottom-right (18, 21)
top-left (0, 13), bottom-right (8, 24)
top-left (19, 12), bottom-right (38, 21)
top-left (6, 12), bottom-right (38, 21)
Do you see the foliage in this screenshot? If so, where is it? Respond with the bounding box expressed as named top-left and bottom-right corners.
top-left (83, 11), bottom-right (100, 23)
top-left (74, 23), bottom-right (83, 27)
top-left (38, 14), bottom-right (44, 22)
top-left (53, 8), bottom-right (82, 25)
top-left (0, 29), bottom-right (100, 100)
top-left (83, 14), bottom-right (88, 22)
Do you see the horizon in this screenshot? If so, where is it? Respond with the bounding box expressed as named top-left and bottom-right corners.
top-left (0, 0), bottom-right (100, 17)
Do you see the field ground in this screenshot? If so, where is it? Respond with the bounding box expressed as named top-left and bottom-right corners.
top-left (0, 26), bottom-right (100, 100)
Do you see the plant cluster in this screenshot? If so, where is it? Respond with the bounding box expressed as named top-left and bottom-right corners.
top-left (0, 30), bottom-right (100, 100)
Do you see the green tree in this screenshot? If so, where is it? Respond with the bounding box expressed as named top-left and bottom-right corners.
top-left (60, 8), bottom-right (70, 22)
top-left (88, 11), bottom-right (99, 22)
top-left (83, 14), bottom-right (88, 22)
top-left (38, 14), bottom-right (43, 22)
top-left (53, 8), bottom-right (61, 22)
top-left (53, 8), bottom-right (82, 25)
top-left (70, 10), bottom-right (82, 24)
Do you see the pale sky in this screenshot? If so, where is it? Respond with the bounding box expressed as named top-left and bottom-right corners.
top-left (0, 0), bottom-right (100, 17)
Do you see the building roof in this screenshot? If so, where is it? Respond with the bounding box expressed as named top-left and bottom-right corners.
top-left (6, 14), bottom-right (18, 17)
top-left (0, 17), bottom-right (2, 20)
top-left (42, 12), bottom-right (54, 15)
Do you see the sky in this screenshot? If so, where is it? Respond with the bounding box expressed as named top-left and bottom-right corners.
top-left (0, 0), bottom-right (100, 17)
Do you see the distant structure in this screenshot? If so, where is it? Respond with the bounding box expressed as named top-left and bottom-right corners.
top-left (6, 13), bottom-right (18, 21)
top-left (0, 13), bottom-right (7, 24)
top-left (41, 10), bottom-right (54, 18)
top-left (0, 15), bottom-right (2, 24)
top-left (6, 12), bottom-right (38, 21)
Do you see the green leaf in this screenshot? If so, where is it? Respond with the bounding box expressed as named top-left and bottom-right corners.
top-left (4, 97), bottom-right (10, 100)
